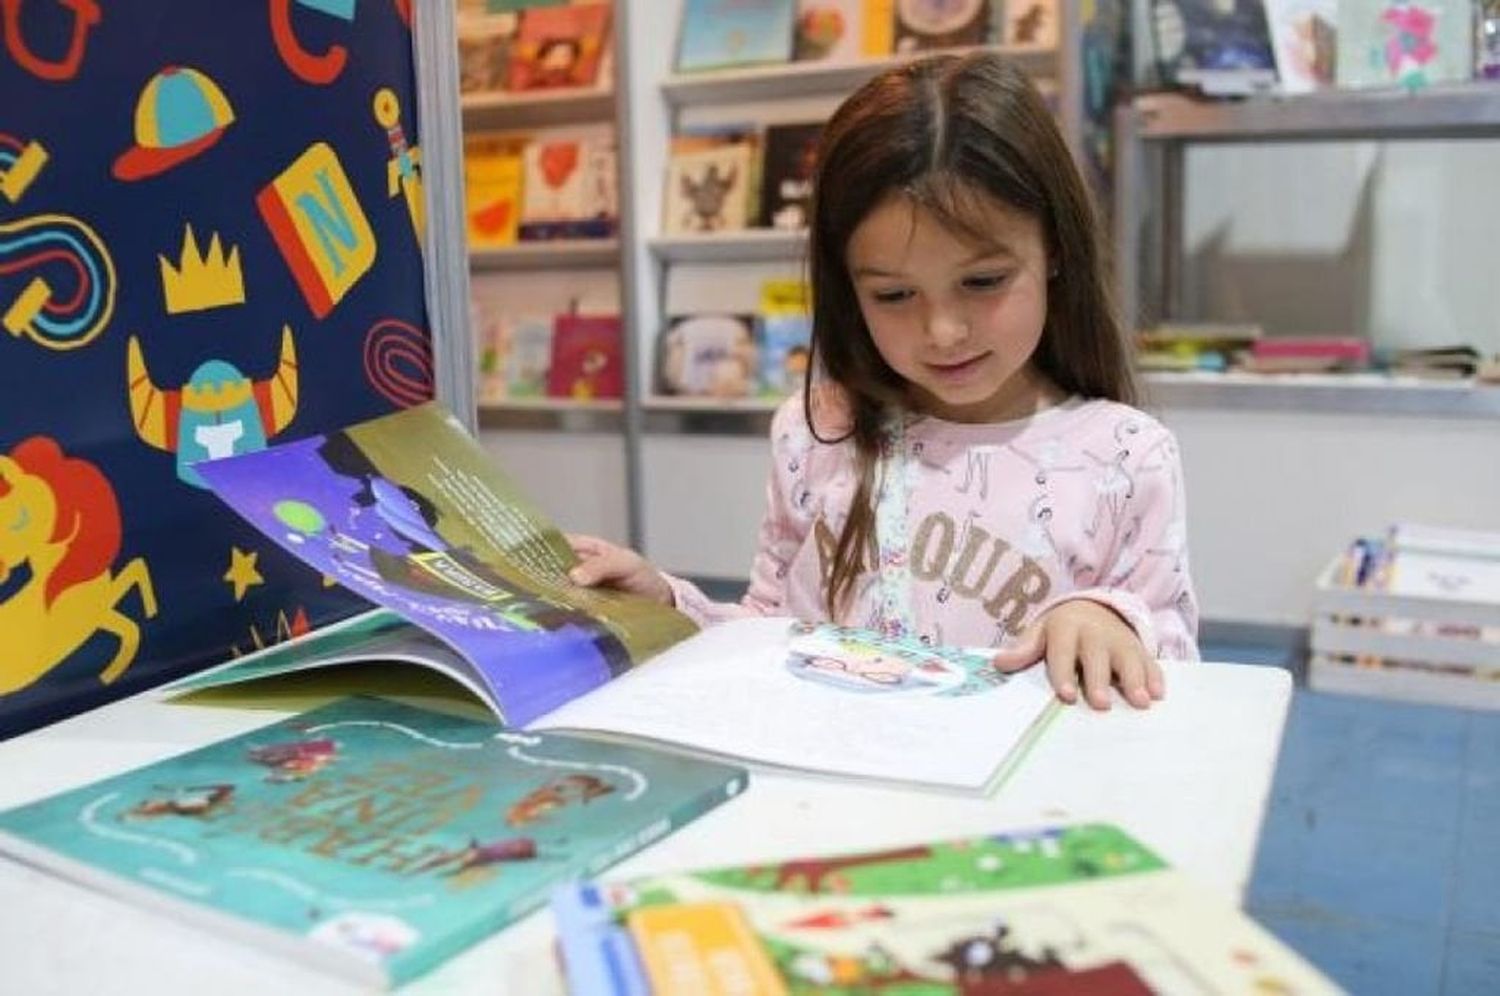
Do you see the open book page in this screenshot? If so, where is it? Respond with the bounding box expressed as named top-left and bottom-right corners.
top-left (529, 617), bottom-right (1058, 793)
top-left (195, 403), bottom-right (696, 727)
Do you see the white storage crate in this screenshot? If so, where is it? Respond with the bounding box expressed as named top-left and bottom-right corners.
top-left (1310, 552), bottom-right (1500, 710)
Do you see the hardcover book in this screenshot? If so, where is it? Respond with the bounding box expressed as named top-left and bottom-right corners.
top-left (1151, 0), bottom-right (1279, 94)
top-left (757, 279), bottom-right (813, 397)
top-left (457, 11), bottom-right (521, 94)
top-left (0, 696), bottom-right (748, 989)
top-left (502, 313), bottom-right (557, 397)
top-left (506, 2), bottom-right (613, 91)
top-left (659, 314), bottom-right (761, 397)
top-left (793, 0), bottom-right (865, 61)
top-left (757, 122), bottom-right (822, 230)
top-left (546, 314), bottom-right (624, 400)
top-left (1002, 0), bottom-right (1060, 49)
top-left (1263, 0), bottom-right (1338, 91)
top-left (676, 0), bottom-right (798, 71)
top-left (1335, 0), bottom-right (1474, 89)
top-left (553, 822), bottom-right (1341, 994)
top-left (893, 0), bottom-right (992, 52)
top-left (663, 135), bottom-right (757, 234)
top-left (463, 133), bottom-right (527, 248)
top-left (184, 404), bottom-right (1059, 793)
top-left (519, 132), bottom-right (618, 241)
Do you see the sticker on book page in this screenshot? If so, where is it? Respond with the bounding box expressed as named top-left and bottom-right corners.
top-left (784, 621), bottom-right (1006, 698)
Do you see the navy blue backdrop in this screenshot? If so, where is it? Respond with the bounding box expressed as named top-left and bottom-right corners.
top-left (0, 0), bottom-right (434, 736)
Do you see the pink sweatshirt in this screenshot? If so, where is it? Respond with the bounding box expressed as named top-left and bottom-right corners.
top-left (666, 394), bottom-right (1201, 661)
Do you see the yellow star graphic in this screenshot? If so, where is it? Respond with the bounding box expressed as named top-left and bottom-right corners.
top-left (224, 547), bottom-right (264, 602)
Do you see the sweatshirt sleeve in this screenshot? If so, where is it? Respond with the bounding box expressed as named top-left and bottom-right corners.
top-left (662, 397), bottom-right (815, 626)
top-left (1042, 424), bottom-right (1201, 662)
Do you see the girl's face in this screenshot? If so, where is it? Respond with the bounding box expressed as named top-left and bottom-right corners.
top-left (846, 192), bottom-right (1059, 423)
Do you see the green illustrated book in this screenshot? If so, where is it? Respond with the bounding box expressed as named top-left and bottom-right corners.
top-left (0, 696), bottom-right (748, 990)
top-left (552, 822), bottom-right (1343, 994)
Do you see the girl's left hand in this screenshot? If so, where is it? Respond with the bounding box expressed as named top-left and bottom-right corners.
top-left (989, 601), bottom-right (1164, 711)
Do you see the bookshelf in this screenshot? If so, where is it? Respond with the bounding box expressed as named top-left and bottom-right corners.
top-left (456, 0), bottom-right (1104, 560)
top-left (1114, 87), bottom-right (1500, 416)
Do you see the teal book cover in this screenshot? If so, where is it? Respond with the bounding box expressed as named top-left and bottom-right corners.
top-left (0, 697), bottom-right (748, 989)
top-left (677, 0), bottom-right (797, 71)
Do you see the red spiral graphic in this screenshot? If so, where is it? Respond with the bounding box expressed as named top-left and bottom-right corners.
top-left (362, 318), bottom-right (433, 408)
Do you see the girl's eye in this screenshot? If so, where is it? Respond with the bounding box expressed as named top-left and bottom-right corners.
top-left (962, 273), bottom-right (1011, 292)
top-left (870, 288), bottom-right (913, 305)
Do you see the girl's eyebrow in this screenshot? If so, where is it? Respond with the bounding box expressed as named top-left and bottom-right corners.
top-left (851, 246), bottom-right (1016, 279)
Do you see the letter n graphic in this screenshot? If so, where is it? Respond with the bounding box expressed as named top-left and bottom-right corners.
top-left (257, 142), bottom-right (377, 318)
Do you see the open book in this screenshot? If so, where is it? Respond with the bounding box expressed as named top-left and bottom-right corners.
top-left (187, 403), bottom-right (1057, 794)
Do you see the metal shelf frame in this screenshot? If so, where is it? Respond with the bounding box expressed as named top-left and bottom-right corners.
top-left (1114, 87), bottom-right (1500, 418)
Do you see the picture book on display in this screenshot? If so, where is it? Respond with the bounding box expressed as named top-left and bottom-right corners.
top-left (507, 2), bottom-right (612, 91)
top-left (553, 822), bottom-right (1341, 994)
top-left (1262, 0), bottom-right (1337, 92)
top-left (1151, 0), bottom-right (1278, 95)
top-left (185, 404), bottom-right (1058, 793)
top-left (894, 0), bottom-right (992, 52)
top-left (0, 697), bottom-right (748, 989)
top-left (1336, 0), bottom-right (1473, 89)
top-left (518, 131), bottom-right (618, 240)
top-left (757, 122), bottom-right (822, 230)
top-left (663, 132), bottom-right (758, 234)
top-left (677, 0), bottom-right (797, 72)
top-left (547, 313), bottom-right (624, 400)
top-left (659, 314), bottom-right (760, 398)
top-left (794, 0), bottom-right (865, 62)
top-left (463, 132), bottom-right (526, 248)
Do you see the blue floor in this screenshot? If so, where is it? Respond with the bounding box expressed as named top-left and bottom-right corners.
top-left (1205, 640), bottom-right (1500, 995)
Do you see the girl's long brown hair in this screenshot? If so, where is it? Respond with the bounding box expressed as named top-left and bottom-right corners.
top-left (806, 51), bottom-right (1136, 617)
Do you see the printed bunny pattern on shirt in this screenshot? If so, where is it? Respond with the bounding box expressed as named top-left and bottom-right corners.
top-left (668, 394), bottom-right (1200, 662)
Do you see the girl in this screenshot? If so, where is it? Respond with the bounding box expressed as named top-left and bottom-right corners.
top-left (570, 52), bottom-right (1199, 710)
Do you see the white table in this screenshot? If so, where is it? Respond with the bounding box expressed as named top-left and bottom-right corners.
top-left (0, 660), bottom-right (1291, 995)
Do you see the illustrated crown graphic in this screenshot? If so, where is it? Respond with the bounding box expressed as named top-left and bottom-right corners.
top-left (159, 224), bottom-right (245, 314)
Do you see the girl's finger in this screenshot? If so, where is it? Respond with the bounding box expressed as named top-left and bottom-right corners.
top-left (1043, 622), bottom-right (1080, 705)
top-left (1146, 656), bottom-right (1166, 700)
top-left (1077, 631), bottom-right (1113, 711)
top-left (1114, 647), bottom-right (1152, 709)
top-left (991, 624), bottom-right (1045, 672)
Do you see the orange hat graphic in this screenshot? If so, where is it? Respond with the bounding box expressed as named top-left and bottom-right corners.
top-left (113, 66), bottom-right (236, 181)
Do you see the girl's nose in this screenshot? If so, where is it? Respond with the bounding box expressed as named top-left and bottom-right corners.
top-left (925, 308), bottom-right (970, 350)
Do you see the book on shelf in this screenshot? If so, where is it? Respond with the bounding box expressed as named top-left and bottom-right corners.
top-left (546, 313), bottom-right (624, 400)
top-left (793, 0), bottom-right (866, 62)
top-left (1001, 0), bottom-right (1060, 49)
top-left (1336, 0), bottom-right (1473, 89)
top-left (676, 0), bottom-right (798, 72)
top-left (463, 132), bottom-right (527, 249)
top-left (506, 2), bottom-right (612, 91)
top-left (1150, 0), bottom-right (1278, 95)
top-left (1311, 652), bottom-right (1500, 710)
top-left (757, 121), bottom-right (822, 230)
top-left (1238, 334), bottom-right (1370, 373)
top-left (0, 696), bottom-right (747, 989)
top-left (662, 130), bottom-right (759, 234)
top-left (758, 278), bottom-right (813, 398)
top-left (1262, 0), bottom-right (1336, 92)
top-left (1386, 344), bottom-right (1481, 380)
top-left (893, 0), bottom-right (993, 52)
top-left (503, 313), bottom-right (556, 398)
top-left (659, 314), bottom-right (761, 398)
top-left (184, 403), bottom-right (1059, 794)
top-left (551, 822), bottom-right (1341, 995)
top-left (456, 10), bottom-right (521, 96)
top-left (518, 131), bottom-right (618, 241)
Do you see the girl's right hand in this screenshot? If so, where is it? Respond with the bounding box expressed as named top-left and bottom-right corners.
top-left (565, 533), bottom-right (675, 606)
